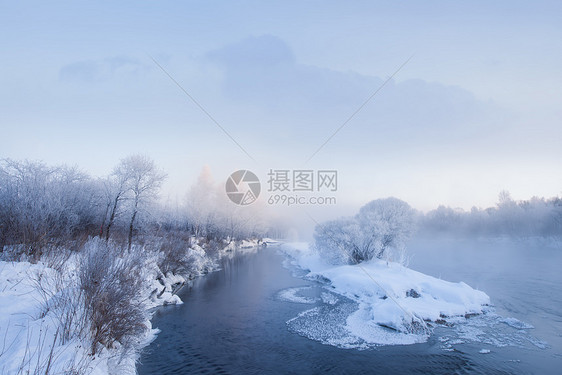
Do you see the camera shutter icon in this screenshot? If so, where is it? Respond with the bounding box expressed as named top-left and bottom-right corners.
top-left (225, 170), bottom-right (261, 205)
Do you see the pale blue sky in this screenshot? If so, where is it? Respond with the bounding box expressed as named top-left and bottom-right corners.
top-left (1, 1), bottom-right (561, 211)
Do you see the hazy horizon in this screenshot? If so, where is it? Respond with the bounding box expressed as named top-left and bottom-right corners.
top-left (2, 1), bottom-right (561, 213)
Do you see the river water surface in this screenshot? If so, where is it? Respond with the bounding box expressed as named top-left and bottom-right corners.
top-left (137, 239), bottom-right (561, 374)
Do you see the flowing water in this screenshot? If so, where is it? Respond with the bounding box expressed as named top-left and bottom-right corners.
top-left (137, 238), bottom-right (561, 374)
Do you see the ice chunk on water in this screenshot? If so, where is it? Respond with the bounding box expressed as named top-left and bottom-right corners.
top-left (321, 292), bottom-right (339, 305)
top-left (277, 287), bottom-right (318, 304)
top-left (438, 313), bottom-right (547, 351)
top-left (287, 297), bottom-right (426, 349)
top-left (500, 317), bottom-right (534, 329)
top-left (287, 303), bottom-right (366, 349)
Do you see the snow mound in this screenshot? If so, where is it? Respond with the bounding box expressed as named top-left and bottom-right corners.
top-left (310, 259), bottom-right (490, 330)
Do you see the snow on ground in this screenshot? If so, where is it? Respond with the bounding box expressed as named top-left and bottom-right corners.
top-left (0, 257), bottom-right (168, 375)
top-left (218, 238), bottom-right (264, 255)
top-left (262, 238), bottom-right (284, 247)
top-left (0, 239), bottom-right (263, 374)
top-left (280, 242), bottom-right (491, 347)
top-left (0, 260), bottom-right (111, 374)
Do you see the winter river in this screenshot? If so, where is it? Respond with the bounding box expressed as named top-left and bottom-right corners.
top-left (137, 239), bottom-right (562, 374)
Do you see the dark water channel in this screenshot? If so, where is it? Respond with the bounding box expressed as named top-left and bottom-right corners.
top-left (138, 240), bottom-right (561, 374)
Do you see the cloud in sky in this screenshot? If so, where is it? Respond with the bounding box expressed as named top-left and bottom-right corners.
top-left (208, 35), bottom-right (295, 68)
top-left (204, 35), bottom-right (504, 160)
top-left (59, 56), bottom-right (144, 83)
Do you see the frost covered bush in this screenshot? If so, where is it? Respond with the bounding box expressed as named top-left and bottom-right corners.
top-left (313, 217), bottom-right (362, 264)
top-left (314, 198), bottom-right (416, 264)
top-left (0, 159), bottom-right (104, 260)
top-left (79, 238), bottom-right (149, 355)
top-left (157, 236), bottom-right (192, 275)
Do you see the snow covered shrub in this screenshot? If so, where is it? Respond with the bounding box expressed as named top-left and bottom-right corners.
top-left (312, 217), bottom-right (362, 264)
top-left (204, 238), bottom-right (226, 258)
top-left (356, 198), bottom-right (416, 262)
top-left (314, 198), bottom-right (416, 264)
top-left (79, 238), bottom-right (149, 355)
top-left (157, 236), bottom-right (192, 275)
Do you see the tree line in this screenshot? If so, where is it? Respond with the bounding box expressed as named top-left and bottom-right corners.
top-left (420, 191), bottom-right (562, 238)
top-left (313, 193), bottom-right (562, 267)
top-left (0, 156), bottom-right (267, 261)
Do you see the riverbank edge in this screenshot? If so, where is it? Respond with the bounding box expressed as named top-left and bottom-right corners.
top-left (0, 239), bottom-right (269, 375)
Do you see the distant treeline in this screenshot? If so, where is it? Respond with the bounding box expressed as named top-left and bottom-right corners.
top-left (419, 191), bottom-right (562, 238)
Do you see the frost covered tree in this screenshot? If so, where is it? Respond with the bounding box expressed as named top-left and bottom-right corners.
top-left (184, 166), bottom-right (268, 243)
top-left (186, 166), bottom-right (217, 238)
top-left (120, 155), bottom-right (167, 250)
top-left (313, 217), bottom-right (361, 264)
top-left (103, 162), bottom-right (134, 242)
top-left (0, 159), bottom-right (104, 258)
top-left (101, 155), bottom-right (166, 248)
top-left (215, 188), bottom-right (268, 242)
top-left (314, 198), bottom-right (416, 264)
top-left (357, 198), bottom-right (416, 261)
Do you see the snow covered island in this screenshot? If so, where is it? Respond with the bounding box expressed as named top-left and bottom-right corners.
top-left (282, 198), bottom-right (491, 346)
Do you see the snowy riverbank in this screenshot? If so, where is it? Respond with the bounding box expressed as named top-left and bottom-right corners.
top-left (0, 238), bottom-right (263, 374)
